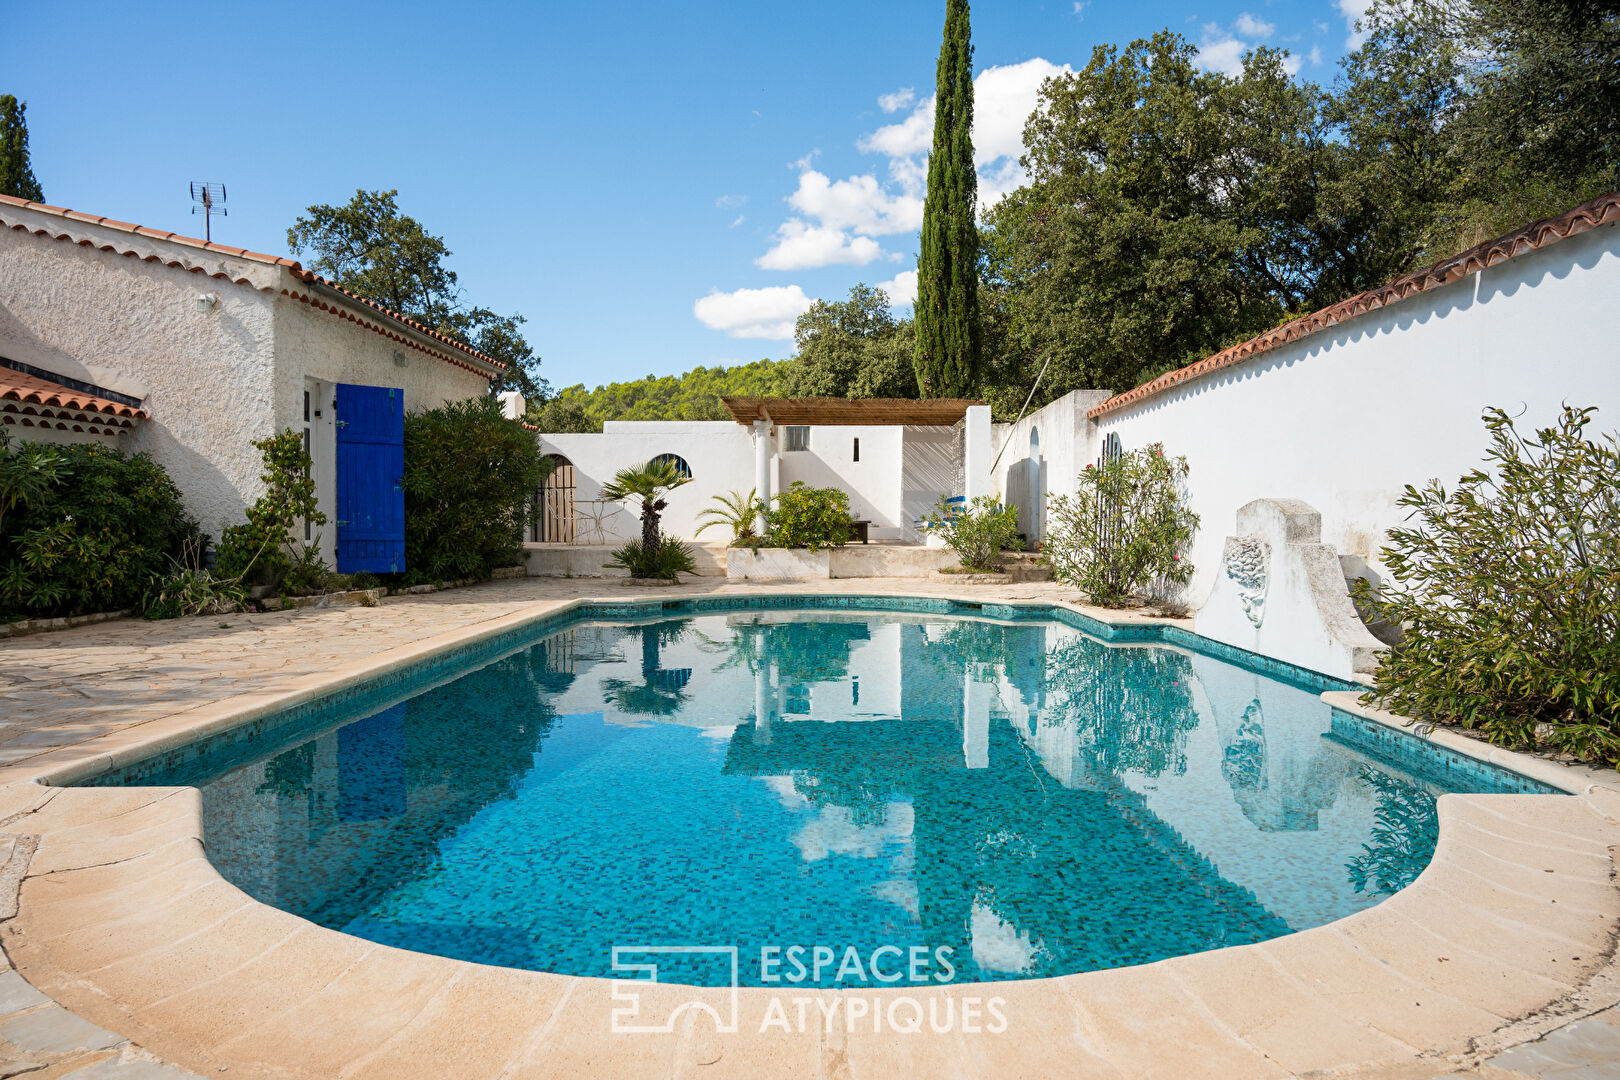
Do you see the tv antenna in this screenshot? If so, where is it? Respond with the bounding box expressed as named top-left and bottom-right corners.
top-left (189, 181), bottom-right (227, 243)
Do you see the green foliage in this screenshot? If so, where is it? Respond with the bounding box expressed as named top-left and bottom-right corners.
top-left (1045, 444), bottom-right (1198, 607)
top-left (982, 34), bottom-right (1339, 406)
top-left (605, 536), bottom-right (697, 581)
top-left (537, 359), bottom-right (788, 428)
top-left (0, 95), bottom-right (43, 202)
top-left (782, 285), bottom-right (919, 399)
top-left (926, 495), bottom-right (1021, 572)
top-left (1357, 406), bottom-right (1620, 766)
top-left (529, 395), bottom-right (603, 433)
top-left (765, 482), bottom-right (854, 551)
top-left (215, 431), bottom-right (323, 586)
top-left (142, 538), bottom-right (246, 620)
top-left (287, 189), bottom-right (547, 398)
top-left (0, 434), bottom-right (202, 618)
top-left (695, 489), bottom-right (765, 543)
top-left (914, 0), bottom-right (980, 399)
top-left (401, 396), bottom-right (545, 583)
top-left (600, 458), bottom-right (693, 551)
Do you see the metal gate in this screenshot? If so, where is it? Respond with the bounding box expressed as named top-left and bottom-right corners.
top-left (533, 455), bottom-right (577, 543)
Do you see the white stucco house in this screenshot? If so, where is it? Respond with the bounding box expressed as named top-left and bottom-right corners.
top-left (0, 193), bottom-right (502, 573)
top-left (536, 397), bottom-right (993, 548)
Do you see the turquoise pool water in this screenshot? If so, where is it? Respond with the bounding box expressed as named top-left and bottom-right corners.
top-left (87, 599), bottom-right (1557, 987)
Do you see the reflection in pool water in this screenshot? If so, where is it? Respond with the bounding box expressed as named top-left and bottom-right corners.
top-left (110, 610), bottom-right (1544, 986)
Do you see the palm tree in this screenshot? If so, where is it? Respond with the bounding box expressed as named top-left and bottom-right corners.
top-left (694, 489), bottom-right (764, 543)
top-left (599, 459), bottom-right (693, 550)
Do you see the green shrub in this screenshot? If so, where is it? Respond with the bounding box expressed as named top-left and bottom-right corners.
top-left (1357, 406), bottom-right (1620, 766)
top-left (926, 495), bottom-right (1021, 572)
top-left (142, 538), bottom-right (246, 619)
top-left (214, 431), bottom-right (323, 586)
top-left (1045, 443), bottom-right (1198, 607)
top-left (765, 482), bottom-right (853, 551)
top-left (402, 397), bottom-right (545, 583)
top-left (606, 535), bottom-right (697, 580)
top-left (0, 433), bottom-right (203, 618)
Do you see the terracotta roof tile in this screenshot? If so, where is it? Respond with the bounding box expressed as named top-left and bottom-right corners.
top-left (1087, 191), bottom-right (1620, 419)
top-left (1, 367), bottom-right (148, 437)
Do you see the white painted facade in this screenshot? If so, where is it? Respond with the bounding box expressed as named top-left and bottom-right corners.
top-left (992, 218), bottom-right (1620, 617)
top-left (538, 408), bottom-right (992, 545)
top-left (0, 197), bottom-right (497, 565)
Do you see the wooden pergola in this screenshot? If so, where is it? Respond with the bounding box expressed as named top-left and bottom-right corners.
top-left (720, 396), bottom-right (985, 427)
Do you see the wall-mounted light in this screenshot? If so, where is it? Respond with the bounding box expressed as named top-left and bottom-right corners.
top-left (195, 292), bottom-right (220, 313)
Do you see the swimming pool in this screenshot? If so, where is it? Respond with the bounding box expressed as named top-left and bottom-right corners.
top-left (84, 597), bottom-right (1558, 987)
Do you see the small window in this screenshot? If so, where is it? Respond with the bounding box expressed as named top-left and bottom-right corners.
top-left (784, 426), bottom-right (810, 452)
top-left (852, 437), bottom-right (860, 462)
top-left (651, 453), bottom-right (693, 479)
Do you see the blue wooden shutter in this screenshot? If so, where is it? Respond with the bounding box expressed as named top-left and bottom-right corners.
top-left (335, 383), bottom-right (405, 574)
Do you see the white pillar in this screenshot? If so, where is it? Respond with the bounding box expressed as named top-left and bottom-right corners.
top-left (752, 419), bottom-right (773, 533)
top-left (963, 405), bottom-right (992, 503)
top-left (963, 671), bottom-right (991, 769)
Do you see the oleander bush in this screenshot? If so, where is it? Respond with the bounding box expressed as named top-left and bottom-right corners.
top-left (1357, 406), bottom-right (1620, 766)
top-left (401, 397), bottom-right (546, 584)
top-left (763, 482), bottom-right (854, 551)
top-left (0, 431), bottom-right (205, 618)
top-left (1045, 442), bottom-right (1198, 607)
top-left (925, 495), bottom-right (1021, 572)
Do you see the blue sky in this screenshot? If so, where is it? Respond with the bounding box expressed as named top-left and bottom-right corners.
top-left (8, 1), bottom-right (1368, 390)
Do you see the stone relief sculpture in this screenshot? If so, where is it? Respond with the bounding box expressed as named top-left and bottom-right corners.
top-left (1223, 536), bottom-right (1271, 627)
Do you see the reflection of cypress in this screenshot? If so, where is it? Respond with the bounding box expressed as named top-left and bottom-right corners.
top-left (1039, 637), bottom-right (1201, 778)
top-left (256, 740), bottom-right (314, 798)
top-left (1345, 767), bottom-right (1440, 896)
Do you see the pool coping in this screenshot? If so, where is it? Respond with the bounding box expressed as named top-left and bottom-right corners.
top-left (1, 584), bottom-right (1618, 1078)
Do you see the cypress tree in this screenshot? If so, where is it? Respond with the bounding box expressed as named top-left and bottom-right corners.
top-left (0, 96), bottom-right (44, 203)
top-left (913, 0), bottom-right (979, 399)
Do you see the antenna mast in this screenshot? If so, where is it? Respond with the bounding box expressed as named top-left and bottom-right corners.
top-left (189, 181), bottom-right (227, 243)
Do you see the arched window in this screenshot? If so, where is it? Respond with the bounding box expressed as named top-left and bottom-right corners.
top-left (652, 453), bottom-right (693, 480)
top-left (535, 454), bottom-right (577, 542)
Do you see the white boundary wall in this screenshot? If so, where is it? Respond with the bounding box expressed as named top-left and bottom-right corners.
top-left (996, 220), bottom-right (1620, 608)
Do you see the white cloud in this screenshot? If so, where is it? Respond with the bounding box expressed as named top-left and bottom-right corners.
top-left (859, 105), bottom-right (934, 159)
top-left (1072, 1), bottom-right (1088, 17)
top-left (729, 214), bottom-right (745, 228)
top-left (877, 87), bottom-right (915, 114)
top-left (1308, 44), bottom-right (1324, 66)
top-left (1233, 12), bottom-right (1275, 37)
top-left (693, 285), bottom-right (813, 340)
top-left (787, 170), bottom-right (922, 235)
top-left (756, 220), bottom-right (884, 271)
top-left (1197, 31), bottom-right (1250, 77)
top-left (971, 58), bottom-right (1068, 166)
top-left (877, 268), bottom-right (918, 306)
top-left (715, 194), bottom-right (747, 209)
top-left (1338, 0), bottom-right (1373, 47)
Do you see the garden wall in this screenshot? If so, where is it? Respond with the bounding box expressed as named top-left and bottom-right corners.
top-left (998, 217), bottom-right (1620, 610)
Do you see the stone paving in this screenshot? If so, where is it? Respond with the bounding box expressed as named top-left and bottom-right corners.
top-left (0, 577), bottom-right (1616, 1079)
